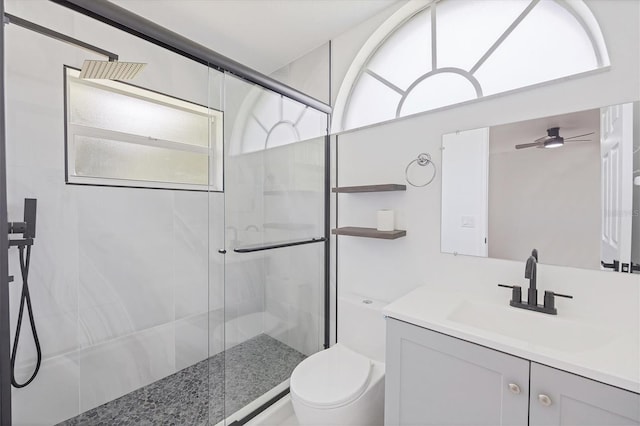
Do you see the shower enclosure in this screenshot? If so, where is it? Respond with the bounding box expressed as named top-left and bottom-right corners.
top-left (0, 0), bottom-right (331, 424)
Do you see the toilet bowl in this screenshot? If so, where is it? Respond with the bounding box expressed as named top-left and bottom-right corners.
top-left (291, 343), bottom-right (384, 425)
top-left (290, 294), bottom-right (386, 426)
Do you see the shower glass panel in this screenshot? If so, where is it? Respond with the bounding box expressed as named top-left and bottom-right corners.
top-left (4, 1), bottom-right (224, 424)
top-left (4, 1), bottom-right (329, 424)
top-left (220, 71), bottom-right (328, 421)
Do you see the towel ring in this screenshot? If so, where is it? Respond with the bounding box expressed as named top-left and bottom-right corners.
top-left (405, 153), bottom-right (437, 187)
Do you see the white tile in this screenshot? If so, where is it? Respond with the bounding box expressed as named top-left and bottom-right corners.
top-left (4, 24), bottom-right (73, 173)
top-left (12, 353), bottom-right (80, 426)
top-left (11, 310), bottom-right (78, 371)
top-left (78, 323), bottom-right (175, 413)
top-left (208, 307), bottom-right (225, 356)
top-left (7, 166), bottom-right (80, 358)
top-left (173, 191), bottom-right (209, 319)
top-left (265, 297), bottom-right (320, 356)
top-left (75, 186), bottom-right (175, 345)
top-left (175, 313), bottom-right (208, 371)
top-left (222, 311), bottom-right (268, 348)
top-left (224, 257), bottom-right (265, 317)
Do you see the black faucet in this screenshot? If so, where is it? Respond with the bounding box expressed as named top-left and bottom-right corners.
top-left (524, 249), bottom-right (538, 306)
top-left (498, 248), bottom-right (573, 315)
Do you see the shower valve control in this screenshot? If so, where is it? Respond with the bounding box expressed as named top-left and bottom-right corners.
top-left (8, 198), bottom-right (37, 248)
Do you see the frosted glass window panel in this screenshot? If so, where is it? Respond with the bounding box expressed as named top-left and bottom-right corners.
top-left (228, 81), bottom-right (327, 154)
top-left (69, 78), bottom-right (210, 147)
top-left (252, 90), bottom-right (282, 132)
top-left (283, 97), bottom-right (307, 124)
top-left (474, 0), bottom-right (598, 96)
top-left (339, 0), bottom-right (607, 132)
top-left (436, 0), bottom-right (530, 71)
top-left (296, 107), bottom-right (328, 143)
top-left (266, 123), bottom-right (299, 149)
top-left (73, 136), bottom-right (208, 185)
top-left (345, 72), bottom-right (402, 129)
top-left (239, 117), bottom-right (269, 153)
top-left (368, 9), bottom-right (432, 91)
top-left (400, 72), bottom-right (478, 117)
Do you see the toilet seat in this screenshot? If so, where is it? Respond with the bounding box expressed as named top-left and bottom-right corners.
top-left (291, 344), bottom-right (372, 409)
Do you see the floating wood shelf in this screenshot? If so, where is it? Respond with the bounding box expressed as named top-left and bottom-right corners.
top-left (332, 184), bottom-right (406, 193)
top-left (332, 227), bottom-right (406, 240)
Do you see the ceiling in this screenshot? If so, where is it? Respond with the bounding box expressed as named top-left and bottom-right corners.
top-left (110, 0), bottom-right (403, 74)
top-left (490, 109), bottom-right (600, 154)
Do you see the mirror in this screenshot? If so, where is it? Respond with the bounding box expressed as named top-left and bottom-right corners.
top-left (441, 102), bottom-right (640, 272)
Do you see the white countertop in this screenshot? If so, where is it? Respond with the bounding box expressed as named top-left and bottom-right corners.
top-left (383, 285), bottom-right (640, 393)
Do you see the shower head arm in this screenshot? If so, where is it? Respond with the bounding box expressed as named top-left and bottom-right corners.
top-left (4, 13), bottom-right (118, 61)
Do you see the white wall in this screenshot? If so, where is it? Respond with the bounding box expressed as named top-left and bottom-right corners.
top-left (270, 42), bottom-right (331, 106)
top-left (333, 0), bottom-right (639, 333)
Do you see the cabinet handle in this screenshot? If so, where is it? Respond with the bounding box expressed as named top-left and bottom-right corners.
top-left (538, 394), bottom-right (552, 407)
top-left (508, 383), bottom-right (521, 395)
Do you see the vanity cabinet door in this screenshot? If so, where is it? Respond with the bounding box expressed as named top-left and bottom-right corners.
top-left (385, 318), bottom-right (529, 426)
top-left (530, 363), bottom-right (640, 426)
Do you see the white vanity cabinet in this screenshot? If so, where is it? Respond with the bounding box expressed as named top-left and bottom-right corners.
top-left (385, 318), bottom-right (640, 426)
top-left (385, 318), bottom-right (530, 426)
top-left (530, 363), bottom-right (640, 426)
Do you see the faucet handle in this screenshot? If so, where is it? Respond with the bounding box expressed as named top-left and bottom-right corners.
top-left (543, 291), bottom-right (573, 315)
top-left (498, 284), bottom-right (522, 304)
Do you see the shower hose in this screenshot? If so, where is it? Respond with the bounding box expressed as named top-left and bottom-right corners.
top-left (11, 243), bottom-right (42, 388)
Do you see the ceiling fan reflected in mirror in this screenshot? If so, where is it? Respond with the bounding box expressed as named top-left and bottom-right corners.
top-left (515, 127), bottom-right (595, 150)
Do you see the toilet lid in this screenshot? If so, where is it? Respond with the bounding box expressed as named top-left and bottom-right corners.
top-left (291, 344), bottom-right (372, 409)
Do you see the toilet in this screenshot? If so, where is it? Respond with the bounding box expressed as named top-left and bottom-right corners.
top-left (290, 294), bottom-right (386, 425)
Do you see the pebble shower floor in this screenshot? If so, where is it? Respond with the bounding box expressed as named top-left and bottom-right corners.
top-left (57, 334), bottom-right (305, 425)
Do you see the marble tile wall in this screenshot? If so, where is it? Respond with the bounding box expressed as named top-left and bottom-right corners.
top-left (8, 183), bottom-right (221, 425)
top-left (4, 3), bottom-right (224, 423)
top-left (260, 140), bottom-right (325, 356)
top-left (5, 3), bottom-right (328, 424)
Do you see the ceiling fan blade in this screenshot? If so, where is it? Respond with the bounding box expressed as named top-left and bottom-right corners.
top-left (565, 132), bottom-right (595, 140)
top-left (534, 136), bottom-right (549, 143)
top-left (515, 142), bottom-right (543, 150)
top-left (564, 139), bottom-right (591, 142)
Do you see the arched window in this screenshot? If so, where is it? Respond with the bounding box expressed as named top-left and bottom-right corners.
top-left (333, 0), bottom-right (609, 132)
top-left (229, 84), bottom-right (327, 155)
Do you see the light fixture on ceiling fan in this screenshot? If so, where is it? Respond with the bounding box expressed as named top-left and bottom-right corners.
top-left (515, 127), bottom-right (595, 150)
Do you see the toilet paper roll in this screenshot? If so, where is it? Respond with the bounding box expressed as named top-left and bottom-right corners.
top-left (377, 209), bottom-right (394, 231)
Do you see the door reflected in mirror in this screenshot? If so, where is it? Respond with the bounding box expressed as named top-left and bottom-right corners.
top-left (441, 102), bottom-right (640, 272)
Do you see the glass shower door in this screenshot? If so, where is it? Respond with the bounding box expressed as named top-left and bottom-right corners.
top-left (219, 71), bottom-right (328, 422)
top-left (4, 2), bottom-right (225, 424)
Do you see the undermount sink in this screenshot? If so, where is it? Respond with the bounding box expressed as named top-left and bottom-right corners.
top-left (447, 300), bottom-right (616, 353)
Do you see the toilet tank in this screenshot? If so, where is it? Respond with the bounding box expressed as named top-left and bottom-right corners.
top-left (337, 293), bottom-right (386, 362)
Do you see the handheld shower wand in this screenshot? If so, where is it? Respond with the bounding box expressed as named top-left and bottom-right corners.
top-left (7, 198), bottom-right (42, 388)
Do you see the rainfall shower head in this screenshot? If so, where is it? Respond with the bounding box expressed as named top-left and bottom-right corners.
top-left (79, 59), bottom-right (147, 80)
